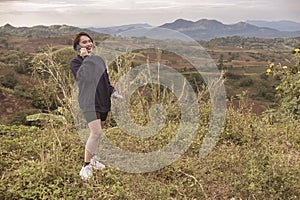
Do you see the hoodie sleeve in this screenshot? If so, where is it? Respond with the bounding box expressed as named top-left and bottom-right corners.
top-left (74, 56), bottom-right (106, 83)
top-left (70, 57), bottom-right (82, 79)
top-left (105, 70), bottom-right (115, 95)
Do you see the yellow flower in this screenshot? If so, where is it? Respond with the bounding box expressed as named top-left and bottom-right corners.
top-left (266, 69), bottom-right (272, 73)
top-left (275, 86), bottom-right (280, 90)
top-left (269, 63), bottom-right (274, 68)
top-left (295, 48), bottom-right (300, 53)
top-left (282, 66), bottom-right (288, 69)
top-left (298, 71), bottom-right (300, 74)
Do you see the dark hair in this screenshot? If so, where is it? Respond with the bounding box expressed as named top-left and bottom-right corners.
top-left (72, 32), bottom-right (94, 50)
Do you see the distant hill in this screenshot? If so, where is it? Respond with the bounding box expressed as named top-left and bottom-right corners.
top-left (246, 20), bottom-right (300, 32)
top-left (0, 24), bottom-right (106, 37)
top-left (89, 19), bottom-right (300, 41)
top-left (159, 19), bottom-right (300, 40)
top-left (89, 23), bottom-right (152, 35)
top-left (3, 19), bottom-right (300, 41)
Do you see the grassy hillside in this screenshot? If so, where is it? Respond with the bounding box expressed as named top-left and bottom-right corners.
top-left (0, 97), bottom-right (299, 199)
top-left (0, 31), bottom-right (299, 199)
top-left (0, 34), bottom-right (298, 122)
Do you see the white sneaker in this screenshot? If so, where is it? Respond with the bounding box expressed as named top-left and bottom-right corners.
top-left (79, 164), bottom-right (93, 180)
top-left (91, 155), bottom-right (106, 170)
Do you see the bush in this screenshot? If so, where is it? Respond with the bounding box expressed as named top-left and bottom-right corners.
top-left (0, 71), bottom-right (18, 89)
top-left (6, 109), bottom-right (42, 126)
top-left (224, 71), bottom-right (243, 80)
top-left (0, 50), bottom-right (33, 74)
top-left (238, 77), bottom-right (254, 87)
top-left (264, 48), bottom-right (300, 120)
top-left (30, 48), bottom-right (74, 120)
top-left (30, 85), bottom-right (59, 111)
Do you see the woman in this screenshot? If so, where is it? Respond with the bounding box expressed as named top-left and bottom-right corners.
top-left (70, 32), bottom-right (122, 180)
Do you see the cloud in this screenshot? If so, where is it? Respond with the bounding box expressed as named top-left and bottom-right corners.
top-left (1, 0), bottom-right (300, 27)
top-left (0, 0), bottom-right (254, 12)
top-left (5, 1), bottom-right (74, 9)
top-left (0, 0), bottom-right (294, 13)
top-left (0, 0), bottom-right (22, 2)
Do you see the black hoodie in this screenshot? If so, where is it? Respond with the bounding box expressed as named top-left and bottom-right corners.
top-left (70, 55), bottom-right (115, 113)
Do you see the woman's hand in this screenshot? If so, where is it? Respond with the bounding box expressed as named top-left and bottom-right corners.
top-left (112, 91), bottom-right (123, 99)
top-left (80, 48), bottom-right (89, 57)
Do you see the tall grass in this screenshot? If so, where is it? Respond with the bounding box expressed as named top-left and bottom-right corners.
top-left (0, 47), bottom-right (299, 199)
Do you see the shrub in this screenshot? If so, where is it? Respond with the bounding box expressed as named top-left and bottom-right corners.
top-left (0, 51), bottom-right (33, 74)
top-left (30, 84), bottom-right (59, 111)
top-left (238, 77), bottom-right (254, 87)
top-left (6, 109), bottom-right (42, 126)
top-left (30, 48), bottom-right (74, 120)
top-left (264, 48), bottom-right (300, 120)
top-left (224, 71), bottom-right (243, 80)
top-left (0, 71), bottom-right (18, 89)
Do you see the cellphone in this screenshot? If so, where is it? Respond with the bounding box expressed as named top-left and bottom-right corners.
top-left (76, 45), bottom-right (81, 53)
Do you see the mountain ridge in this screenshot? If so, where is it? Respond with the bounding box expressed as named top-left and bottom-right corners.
top-left (2, 19), bottom-right (300, 40)
top-left (158, 19), bottom-right (300, 40)
top-left (89, 23), bottom-right (152, 35)
top-left (85, 18), bottom-right (300, 40)
top-left (0, 23), bottom-right (106, 38)
top-left (246, 20), bottom-right (300, 31)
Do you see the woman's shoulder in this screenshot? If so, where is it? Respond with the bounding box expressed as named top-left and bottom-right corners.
top-left (89, 55), bottom-right (106, 65)
top-left (71, 55), bottom-right (83, 63)
top-left (70, 55), bottom-right (83, 72)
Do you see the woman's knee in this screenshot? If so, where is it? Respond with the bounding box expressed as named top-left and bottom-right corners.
top-left (88, 119), bottom-right (102, 136)
top-left (90, 129), bottom-right (101, 138)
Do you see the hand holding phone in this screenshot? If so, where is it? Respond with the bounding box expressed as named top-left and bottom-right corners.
top-left (76, 45), bottom-right (89, 57)
top-left (76, 45), bottom-right (81, 53)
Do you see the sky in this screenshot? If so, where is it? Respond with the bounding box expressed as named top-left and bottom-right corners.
top-left (1, 0), bottom-right (300, 28)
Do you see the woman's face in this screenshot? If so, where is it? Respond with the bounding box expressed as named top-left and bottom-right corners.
top-left (79, 35), bottom-right (93, 53)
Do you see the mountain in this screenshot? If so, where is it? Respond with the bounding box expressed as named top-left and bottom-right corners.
top-left (3, 19), bottom-right (300, 41)
top-left (158, 19), bottom-right (300, 40)
top-left (246, 20), bottom-right (300, 32)
top-left (89, 23), bottom-right (152, 35)
top-left (0, 23), bottom-right (105, 37)
top-left (89, 19), bottom-right (300, 41)
top-left (88, 19), bottom-right (300, 41)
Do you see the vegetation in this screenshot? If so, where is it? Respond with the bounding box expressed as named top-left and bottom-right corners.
top-left (0, 109), bottom-right (299, 199)
top-left (264, 48), bottom-right (300, 121)
top-left (0, 32), bottom-right (299, 199)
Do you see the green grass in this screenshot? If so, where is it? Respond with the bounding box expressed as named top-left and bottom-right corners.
top-left (1, 102), bottom-right (299, 199)
top-left (1, 38), bottom-right (299, 199)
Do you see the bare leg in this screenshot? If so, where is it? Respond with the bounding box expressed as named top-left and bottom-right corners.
top-left (101, 120), bottom-right (105, 129)
top-left (84, 119), bottom-right (102, 163)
